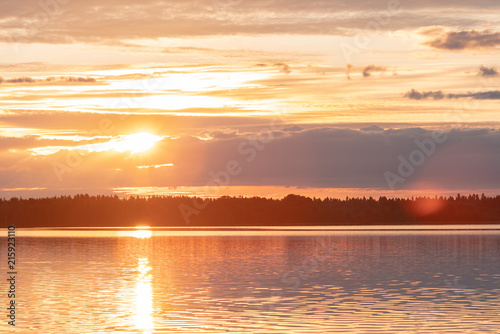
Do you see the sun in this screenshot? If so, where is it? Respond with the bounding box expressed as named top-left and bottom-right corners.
top-left (28, 131), bottom-right (163, 156)
top-left (113, 132), bottom-right (162, 154)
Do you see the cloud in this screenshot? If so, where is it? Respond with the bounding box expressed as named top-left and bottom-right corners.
top-left (447, 91), bottom-right (500, 99)
top-left (404, 89), bottom-right (500, 100)
top-left (201, 129), bottom-right (242, 140)
top-left (360, 125), bottom-right (384, 132)
top-left (423, 29), bottom-right (500, 50)
top-left (0, 1), bottom-right (497, 45)
top-left (0, 62), bottom-right (127, 73)
top-left (54, 77), bottom-right (97, 83)
top-left (362, 65), bottom-right (386, 78)
top-left (2, 127), bottom-right (500, 192)
top-left (2, 77), bottom-right (36, 84)
top-left (136, 163), bottom-right (174, 169)
top-left (0, 76), bottom-right (97, 85)
top-left (274, 63), bottom-right (291, 74)
top-left (479, 65), bottom-right (498, 77)
top-left (346, 63), bottom-right (352, 80)
top-left (404, 89), bottom-right (444, 100)
top-left (282, 125), bottom-right (304, 132)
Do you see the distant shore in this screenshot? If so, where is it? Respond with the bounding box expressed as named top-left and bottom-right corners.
top-left (1, 193), bottom-right (499, 228)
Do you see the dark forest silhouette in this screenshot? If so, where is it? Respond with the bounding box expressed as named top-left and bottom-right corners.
top-left (1, 193), bottom-right (499, 227)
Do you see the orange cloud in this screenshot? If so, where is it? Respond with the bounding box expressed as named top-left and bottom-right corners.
top-left (423, 29), bottom-right (500, 50)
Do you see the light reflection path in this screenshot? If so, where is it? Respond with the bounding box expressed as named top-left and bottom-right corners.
top-left (132, 229), bottom-right (153, 239)
top-left (134, 228), bottom-right (154, 332)
top-left (136, 257), bottom-right (153, 333)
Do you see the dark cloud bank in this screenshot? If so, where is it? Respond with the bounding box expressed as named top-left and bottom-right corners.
top-left (2, 127), bottom-right (500, 191)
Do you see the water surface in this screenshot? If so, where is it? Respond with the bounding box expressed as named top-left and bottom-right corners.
top-left (3, 226), bottom-right (500, 333)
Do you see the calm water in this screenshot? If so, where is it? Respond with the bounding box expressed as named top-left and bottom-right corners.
top-left (2, 226), bottom-right (500, 333)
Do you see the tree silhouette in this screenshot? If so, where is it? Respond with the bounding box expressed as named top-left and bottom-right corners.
top-left (0, 193), bottom-right (499, 227)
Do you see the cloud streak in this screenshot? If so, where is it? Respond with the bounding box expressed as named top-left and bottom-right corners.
top-left (424, 30), bottom-right (500, 50)
top-left (0, 76), bottom-right (97, 85)
top-left (404, 89), bottom-right (444, 100)
top-left (274, 63), bottom-right (291, 74)
top-left (2, 127), bottom-right (500, 192)
top-left (362, 65), bottom-right (386, 78)
top-left (0, 1), bottom-right (498, 45)
top-left (404, 89), bottom-right (500, 100)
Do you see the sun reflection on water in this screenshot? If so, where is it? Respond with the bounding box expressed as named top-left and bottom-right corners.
top-left (136, 257), bottom-right (153, 332)
top-left (132, 226), bottom-right (153, 239)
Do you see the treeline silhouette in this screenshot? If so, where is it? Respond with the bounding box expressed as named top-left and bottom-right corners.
top-left (1, 193), bottom-right (499, 227)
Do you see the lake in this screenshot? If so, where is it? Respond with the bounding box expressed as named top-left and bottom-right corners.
top-left (3, 226), bottom-right (500, 333)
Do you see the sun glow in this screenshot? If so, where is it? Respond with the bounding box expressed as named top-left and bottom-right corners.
top-left (132, 228), bottom-right (153, 239)
top-left (30, 132), bottom-right (163, 156)
top-left (112, 132), bottom-right (162, 154)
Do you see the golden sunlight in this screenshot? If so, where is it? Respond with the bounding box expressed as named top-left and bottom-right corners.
top-left (117, 226), bottom-right (153, 238)
top-left (112, 132), bottom-right (162, 154)
top-left (29, 132), bottom-right (163, 156)
top-left (132, 228), bottom-right (153, 239)
top-left (135, 257), bottom-right (153, 332)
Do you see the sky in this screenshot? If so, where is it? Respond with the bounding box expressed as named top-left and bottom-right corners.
top-left (0, 0), bottom-right (500, 199)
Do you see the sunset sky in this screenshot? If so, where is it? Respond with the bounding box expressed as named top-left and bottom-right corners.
top-left (1, 0), bottom-right (500, 198)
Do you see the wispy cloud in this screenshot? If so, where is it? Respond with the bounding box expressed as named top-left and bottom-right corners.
top-left (404, 89), bottom-right (500, 100)
top-left (137, 163), bottom-right (174, 169)
top-left (362, 65), bottom-right (386, 78)
top-left (346, 63), bottom-right (353, 80)
top-left (479, 65), bottom-right (498, 77)
top-left (0, 77), bottom-right (35, 84)
top-left (404, 89), bottom-right (444, 100)
top-left (0, 76), bottom-right (97, 85)
top-left (1, 0), bottom-right (499, 45)
top-left (274, 63), bottom-right (291, 74)
top-left (423, 29), bottom-right (500, 50)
